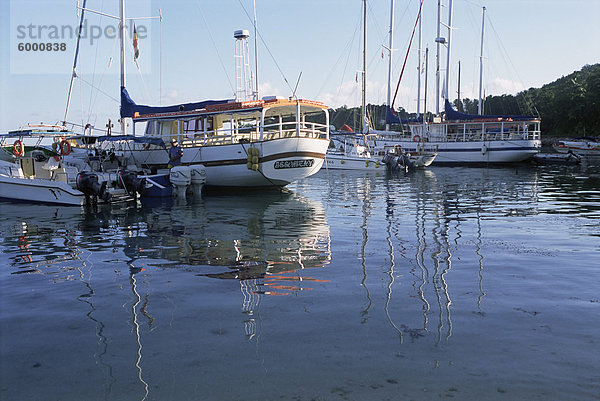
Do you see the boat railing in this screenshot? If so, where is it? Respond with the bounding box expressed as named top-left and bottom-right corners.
top-left (439, 120), bottom-right (541, 142)
top-left (166, 120), bottom-right (328, 148)
top-left (261, 121), bottom-right (329, 141)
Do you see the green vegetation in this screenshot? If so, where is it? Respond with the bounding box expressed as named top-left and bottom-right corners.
top-left (329, 64), bottom-right (600, 138)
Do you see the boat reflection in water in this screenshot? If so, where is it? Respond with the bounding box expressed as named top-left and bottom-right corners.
top-left (124, 191), bottom-right (331, 282)
top-left (0, 192), bottom-right (330, 399)
top-left (1, 189), bottom-right (331, 323)
top-left (123, 192), bottom-right (331, 339)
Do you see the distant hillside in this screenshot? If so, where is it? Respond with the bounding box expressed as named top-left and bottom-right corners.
top-left (330, 64), bottom-right (600, 138)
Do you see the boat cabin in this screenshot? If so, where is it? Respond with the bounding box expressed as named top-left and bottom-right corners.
top-left (133, 98), bottom-right (330, 147)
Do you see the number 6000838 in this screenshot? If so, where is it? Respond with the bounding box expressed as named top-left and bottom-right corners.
top-left (18, 42), bottom-right (66, 51)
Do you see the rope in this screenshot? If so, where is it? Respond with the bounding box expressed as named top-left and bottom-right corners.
top-left (236, 0), bottom-right (294, 94)
top-left (391, 0), bottom-right (424, 113)
top-left (195, 1), bottom-right (235, 96)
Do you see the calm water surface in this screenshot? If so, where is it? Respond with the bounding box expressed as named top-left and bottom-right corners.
top-left (1, 160), bottom-right (599, 400)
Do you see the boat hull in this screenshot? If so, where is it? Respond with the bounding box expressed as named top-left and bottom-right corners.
top-left (106, 137), bottom-right (330, 187)
top-left (553, 141), bottom-right (600, 156)
top-left (324, 154), bottom-right (383, 170)
top-left (0, 175), bottom-right (84, 206)
top-left (373, 138), bottom-right (541, 164)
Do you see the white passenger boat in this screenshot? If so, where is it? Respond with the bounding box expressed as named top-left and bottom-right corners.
top-left (341, 0), bottom-right (541, 165)
top-left (375, 103), bottom-right (542, 164)
top-left (99, 94), bottom-right (330, 188)
top-left (74, 3), bottom-right (329, 189)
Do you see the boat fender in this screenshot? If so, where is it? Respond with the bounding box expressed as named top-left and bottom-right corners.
top-left (412, 135), bottom-right (421, 142)
top-left (365, 160), bottom-right (370, 167)
top-left (59, 140), bottom-right (71, 156)
top-left (375, 161), bottom-right (380, 168)
top-left (13, 140), bottom-right (24, 157)
top-left (481, 145), bottom-right (487, 155)
top-left (247, 147), bottom-right (260, 169)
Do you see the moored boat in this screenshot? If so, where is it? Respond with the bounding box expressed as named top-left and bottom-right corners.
top-left (71, 2), bottom-right (330, 189)
top-left (349, 0), bottom-right (542, 165)
top-left (325, 136), bottom-right (383, 170)
top-left (553, 137), bottom-right (599, 156)
top-left (99, 93), bottom-right (330, 187)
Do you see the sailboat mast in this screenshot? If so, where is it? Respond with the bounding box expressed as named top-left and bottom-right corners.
top-left (63, 0), bottom-right (87, 128)
top-left (385, 0), bottom-right (395, 131)
top-left (444, 0), bottom-right (454, 109)
top-left (416, 4), bottom-right (422, 117)
top-left (423, 47), bottom-right (428, 130)
top-left (253, 0), bottom-right (259, 100)
top-left (119, 0), bottom-right (126, 135)
top-left (362, 0), bottom-right (367, 132)
top-left (478, 6), bottom-right (486, 115)
top-left (435, 0), bottom-right (441, 115)
top-left (457, 60), bottom-right (461, 110)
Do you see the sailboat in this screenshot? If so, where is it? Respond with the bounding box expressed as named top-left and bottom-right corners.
top-left (81, 2), bottom-right (330, 188)
top-left (329, 0), bottom-right (436, 170)
top-left (342, 0), bottom-right (541, 165)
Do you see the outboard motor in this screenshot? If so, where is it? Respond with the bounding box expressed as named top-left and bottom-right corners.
top-left (76, 172), bottom-right (111, 202)
top-left (169, 166), bottom-right (191, 199)
top-left (118, 170), bottom-right (147, 196)
top-left (190, 165), bottom-right (206, 198)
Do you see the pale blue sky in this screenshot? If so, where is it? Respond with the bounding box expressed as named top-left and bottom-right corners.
top-left (1, 0), bottom-right (599, 132)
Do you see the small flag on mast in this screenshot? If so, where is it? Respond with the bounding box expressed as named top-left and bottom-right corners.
top-left (133, 23), bottom-right (140, 62)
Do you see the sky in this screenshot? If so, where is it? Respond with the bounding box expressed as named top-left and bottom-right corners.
top-left (1, 0), bottom-right (599, 133)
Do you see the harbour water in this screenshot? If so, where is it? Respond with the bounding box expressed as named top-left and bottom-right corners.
top-left (1, 160), bottom-right (599, 400)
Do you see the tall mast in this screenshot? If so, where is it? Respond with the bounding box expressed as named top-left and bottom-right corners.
top-left (119, 0), bottom-right (126, 135)
top-left (63, 0), bottom-right (88, 127)
top-left (423, 47), bottom-right (428, 130)
top-left (478, 6), bottom-right (486, 115)
top-left (444, 0), bottom-right (454, 109)
top-left (416, 3), bottom-right (422, 117)
top-left (362, 0), bottom-right (367, 133)
top-left (253, 0), bottom-right (259, 100)
top-left (435, 0), bottom-right (441, 115)
top-left (457, 60), bottom-right (461, 110)
top-left (385, 0), bottom-right (395, 131)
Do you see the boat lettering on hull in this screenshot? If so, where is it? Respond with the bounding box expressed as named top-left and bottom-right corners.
top-left (274, 159), bottom-right (315, 169)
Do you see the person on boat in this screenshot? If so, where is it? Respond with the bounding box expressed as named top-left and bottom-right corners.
top-left (168, 138), bottom-right (183, 168)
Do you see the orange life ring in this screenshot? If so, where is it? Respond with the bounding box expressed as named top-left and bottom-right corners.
top-left (13, 140), bottom-right (24, 157)
top-left (59, 140), bottom-right (71, 156)
top-left (412, 135), bottom-right (421, 142)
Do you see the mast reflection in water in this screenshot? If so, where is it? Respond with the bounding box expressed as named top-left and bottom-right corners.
top-left (1, 160), bottom-right (599, 400)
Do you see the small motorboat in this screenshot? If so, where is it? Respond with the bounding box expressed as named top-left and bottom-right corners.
top-left (532, 151), bottom-right (582, 165)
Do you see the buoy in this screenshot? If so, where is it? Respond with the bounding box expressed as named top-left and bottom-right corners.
top-left (13, 140), bottom-right (24, 157)
top-left (59, 140), bottom-right (71, 156)
top-left (412, 135), bottom-right (421, 142)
